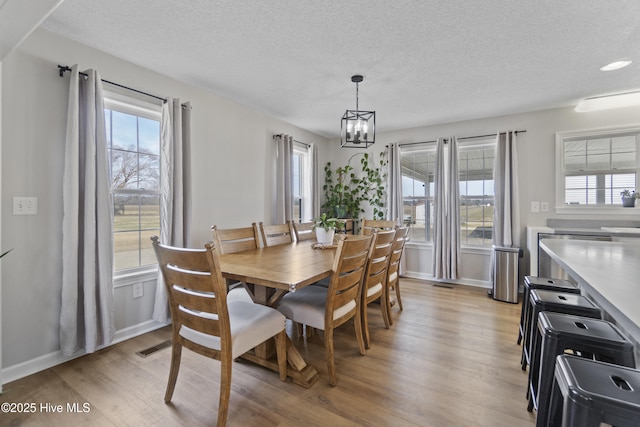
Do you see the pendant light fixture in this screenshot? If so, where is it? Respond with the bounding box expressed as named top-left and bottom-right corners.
top-left (341, 75), bottom-right (375, 148)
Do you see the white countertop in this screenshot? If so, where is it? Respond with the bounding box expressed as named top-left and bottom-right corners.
top-left (539, 238), bottom-right (640, 348)
top-left (600, 226), bottom-right (640, 234)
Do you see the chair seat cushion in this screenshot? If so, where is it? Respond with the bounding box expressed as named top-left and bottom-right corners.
top-left (179, 301), bottom-right (285, 359)
top-left (388, 271), bottom-right (398, 283)
top-left (276, 286), bottom-right (356, 330)
top-left (367, 282), bottom-right (383, 298)
top-left (227, 286), bottom-right (253, 303)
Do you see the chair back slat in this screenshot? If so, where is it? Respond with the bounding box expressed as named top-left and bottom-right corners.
top-left (211, 224), bottom-right (260, 254)
top-left (361, 219), bottom-right (399, 235)
top-left (292, 221), bottom-right (316, 242)
top-left (259, 222), bottom-right (295, 247)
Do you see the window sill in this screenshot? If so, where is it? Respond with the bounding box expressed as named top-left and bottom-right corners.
top-left (555, 205), bottom-right (640, 216)
top-left (405, 241), bottom-right (493, 253)
top-left (114, 266), bottom-right (158, 288)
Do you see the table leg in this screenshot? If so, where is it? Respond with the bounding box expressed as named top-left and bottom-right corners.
top-left (239, 283), bottom-right (320, 388)
top-left (240, 337), bottom-right (319, 388)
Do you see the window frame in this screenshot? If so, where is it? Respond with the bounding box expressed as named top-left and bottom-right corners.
top-left (292, 142), bottom-right (312, 222)
top-left (400, 142), bottom-right (437, 244)
top-left (458, 138), bottom-right (495, 248)
top-left (104, 92), bottom-right (163, 281)
top-left (555, 125), bottom-right (640, 215)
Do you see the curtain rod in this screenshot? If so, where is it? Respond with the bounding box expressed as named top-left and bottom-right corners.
top-left (390, 130), bottom-right (526, 147)
top-left (58, 65), bottom-right (167, 103)
top-left (272, 133), bottom-right (309, 147)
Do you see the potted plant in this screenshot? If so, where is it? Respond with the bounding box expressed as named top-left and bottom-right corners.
top-left (620, 189), bottom-right (640, 207)
top-left (312, 213), bottom-right (344, 245)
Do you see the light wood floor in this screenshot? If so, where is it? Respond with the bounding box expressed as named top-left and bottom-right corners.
top-left (1, 279), bottom-right (535, 426)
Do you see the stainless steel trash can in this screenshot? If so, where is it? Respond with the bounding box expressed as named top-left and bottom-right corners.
top-left (492, 246), bottom-right (520, 303)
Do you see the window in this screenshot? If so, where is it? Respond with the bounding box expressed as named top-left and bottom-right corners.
top-left (400, 138), bottom-right (495, 247)
top-left (458, 140), bottom-right (495, 246)
top-left (401, 144), bottom-right (436, 243)
top-left (556, 127), bottom-right (640, 213)
top-left (292, 142), bottom-right (312, 222)
top-left (105, 95), bottom-right (162, 273)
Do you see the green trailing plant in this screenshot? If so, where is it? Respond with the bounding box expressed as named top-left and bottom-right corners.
top-left (322, 151), bottom-right (388, 226)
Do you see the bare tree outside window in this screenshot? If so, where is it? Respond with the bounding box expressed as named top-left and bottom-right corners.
top-left (106, 105), bottom-right (161, 272)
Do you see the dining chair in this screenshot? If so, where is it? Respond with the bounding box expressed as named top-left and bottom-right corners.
top-left (211, 223), bottom-right (261, 298)
top-left (151, 236), bottom-right (287, 427)
top-left (386, 226), bottom-right (409, 325)
top-left (276, 234), bottom-right (373, 386)
top-left (360, 228), bottom-right (397, 349)
top-left (360, 218), bottom-right (398, 235)
top-left (258, 221), bottom-right (295, 247)
top-left (292, 221), bottom-right (316, 242)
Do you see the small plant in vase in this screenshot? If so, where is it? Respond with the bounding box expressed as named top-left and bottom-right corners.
top-left (620, 189), bottom-right (640, 207)
top-left (312, 213), bottom-right (344, 245)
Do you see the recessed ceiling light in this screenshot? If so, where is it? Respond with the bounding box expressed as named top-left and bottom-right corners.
top-left (600, 60), bottom-right (632, 71)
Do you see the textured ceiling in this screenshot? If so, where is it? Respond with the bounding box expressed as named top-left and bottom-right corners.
top-left (40, 0), bottom-right (640, 138)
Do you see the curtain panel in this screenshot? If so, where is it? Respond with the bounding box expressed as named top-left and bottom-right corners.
top-left (152, 99), bottom-right (192, 323)
top-left (432, 137), bottom-right (460, 280)
top-left (493, 131), bottom-right (520, 247)
top-left (60, 65), bottom-right (115, 356)
top-left (274, 134), bottom-right (294, 223)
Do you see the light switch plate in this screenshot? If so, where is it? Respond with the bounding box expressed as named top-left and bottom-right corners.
top-left (531, 201), bottom-right (540, 213)
top-left (13, 197), bottom-right (38, 215)
top-left (540, 202), bottom-right (549, 212)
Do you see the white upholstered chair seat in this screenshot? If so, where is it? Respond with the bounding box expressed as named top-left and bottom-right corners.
top-left (277, 286), bottom-right (356, 331)
top-left (179, 300), bottom-right (286, 359)
top-left (226, 285), bottom-right (253, 303)
top-left (366, 282), bottom-right (383, 298)
top-left (388, 271), bottom-right (398, 284)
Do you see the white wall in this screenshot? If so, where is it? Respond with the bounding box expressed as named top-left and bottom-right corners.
top-left (1, 28), bottom-right (329, 383)
top-left (326, 104), bottom-right (640, 286)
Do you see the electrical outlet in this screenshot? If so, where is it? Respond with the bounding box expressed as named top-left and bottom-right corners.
top-left (540, 202), bottom-right (549, 212)
top-left (531, 201), bottom-right (540, 213)
top-left (13, 197), bottom-right (38, 215)
top-left (133, 283), bottom-right (144, 299)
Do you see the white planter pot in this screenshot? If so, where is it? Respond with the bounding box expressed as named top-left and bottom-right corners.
top-left (315, 228), bottom-right (335, 245)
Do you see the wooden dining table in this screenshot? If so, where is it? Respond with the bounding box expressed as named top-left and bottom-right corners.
top-left (219, 240), bottom-right (336, 388)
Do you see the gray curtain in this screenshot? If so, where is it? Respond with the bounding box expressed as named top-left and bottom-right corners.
top-left (386, 142), bottom-right (408, 274)
top-left (60, 65), bottom-right (115, 356)
top-left (386, 143), bottom-right (403, 223)
top-left (152, 99), bottom-right (192, 323)
top-left (274, 134), bottom-right (294, 222)
top-left (432, 137), bottom-right (460, 280)
top-left (493, 131), bottom-right (520, 247)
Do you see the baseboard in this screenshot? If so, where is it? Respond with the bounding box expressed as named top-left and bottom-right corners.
top-left (402, 272), bottom-right (491, 289)
top-left (2, 320), bottom-right (169, 385)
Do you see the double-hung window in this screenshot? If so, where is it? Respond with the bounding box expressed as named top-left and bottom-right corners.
top-left (556, 127), bottom-right (640, 213)
top-left (105, 94), bottom-right (162, 274)
top-left (400, 143), bottom-right (436, 243)
top-left (458, 139), bottom-right (495, 246)
top-left (292, 142), bottom-right (312, 222)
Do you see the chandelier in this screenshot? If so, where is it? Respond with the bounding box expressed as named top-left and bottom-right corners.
top-left (340, 75), bottom-right (375, 148)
